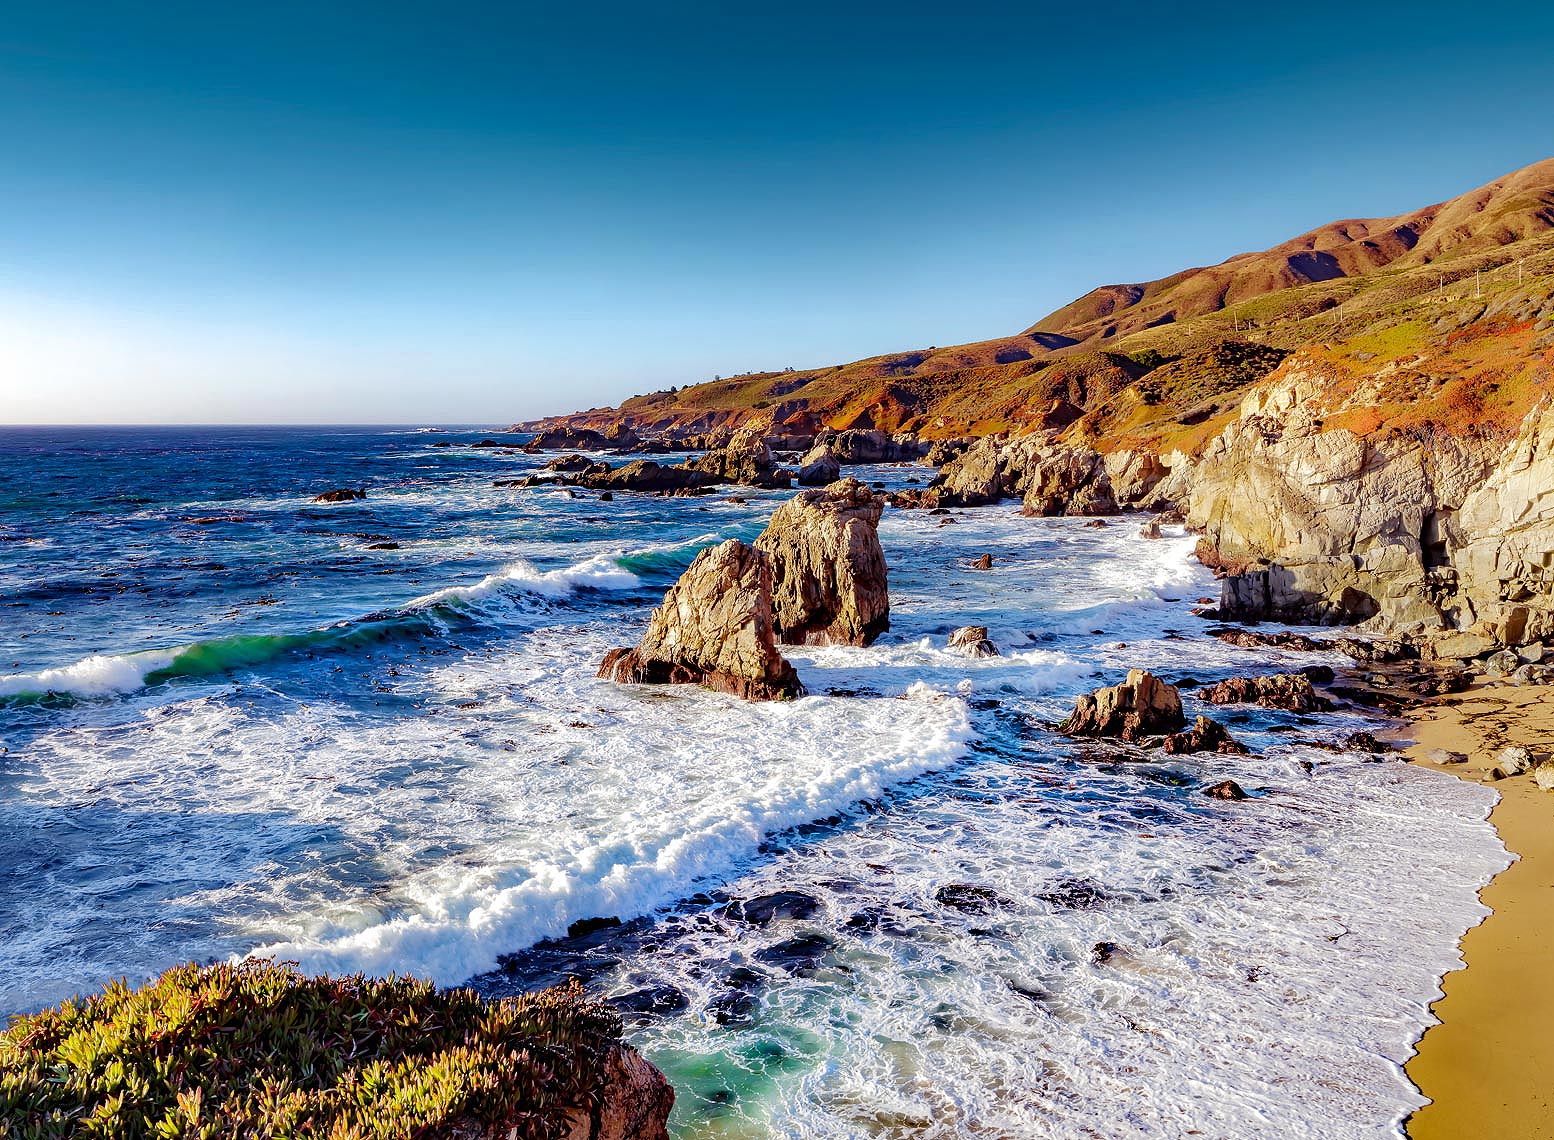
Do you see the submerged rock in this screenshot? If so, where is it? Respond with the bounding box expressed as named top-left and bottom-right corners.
top-left (947, 626), bottom-right (999, 658)
top-left (755, 479), bottom-right (889, 646)
top-left (598, 539), bottom-right (803, 701)
top-left (1197, 673), bottom-right (1333, 712)
top-left (1058, 669), bottom-right (1185, 742)
top-left (1202, 779), bottom-right (1249, 801)
top-left (312, 488), bottom-right (366, 503)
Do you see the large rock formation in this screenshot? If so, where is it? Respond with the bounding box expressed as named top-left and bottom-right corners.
top-left (1197, 673), bottom-right (1333, 712)
top-left (691, 421), bottom-right (791, 489)
top-left (755, 479), bottom-right (890, 645)
top-left (814, 428), bottom-right (927, 464)
top-left (1190, 353), bottom-right (1554, 645)
top-left (1058, 670), bottom-right (1185, 741)
top-left (926, 433), bottom-right (1190, 514)
top-left (598, 539), bottom-right (803, 700)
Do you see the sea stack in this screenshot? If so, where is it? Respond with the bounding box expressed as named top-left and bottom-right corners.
top-left (1059, 669), bottom-right (1185, 741)
top-left (755, 478), bottom-right (890, 646)
top-left (598, 538), bottom-right (803, 700)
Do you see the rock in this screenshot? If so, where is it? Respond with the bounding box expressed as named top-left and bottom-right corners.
top-left (796, 444), bottom-right (841, 486)
top-left (597, 538), bottom-right (803, 701)
top-left (720, 890), bottom-right (822, 925)
top-left (524, 426), bottom-right (615, 452)
top-left (1486, 649), bottom-right (1521, 676)
top-left (1208, 626), bottom-right (1328, 652)
top-left (580, 460), bottom-right (719, 494)
top-left (1202, 779), bottom-right (1249, 800)
top-left (1083, 519), bottom-right (1108, 529)
top-left (1423, 747), bottom-right (1469, 765)
top-left (1520, 643), bottom-right (1546, 664)
top-left (599, 491), bottom-right (614, 501)
top-left (1058, 669), bottom-right (1185, 741)
top-left (817, 428), bottom-right (927, 464)
top-left (1139, 519), bottom-right (1163, 539)
top-left (1536, 762), bottom-right (1554, 792)
top-left (935, 883), bottom-right (1013, 914)
top-left (560, 1043), bottom-right (674, 1140)
top-left (692, 422), bottom-right (791, 489)
top-left (1431, 631), bottom-right (1497, 660)
top-left (755, 479), bottom-right (889, 646)
top-left (545, 454), bottom-right (594, 473)
top-left (1196, 673), bottom-right (1333, 712)
top-left (312, 488), bottom-right (366, 503)
top-left (970, 553), bottom-right (993, 570)
top-left (1496, 745), bottom-right (1533, 776)
top-left (1512, 663), bottom-right (1547, 684)
top-left (947, 626), bottom-right (999, 658)
top-left (1164, 715), bottom-right (1250, 755)
top-left (1345, 731), bottom-right (1388, 753)
top-left (926, 438), bottom-right (971, 466)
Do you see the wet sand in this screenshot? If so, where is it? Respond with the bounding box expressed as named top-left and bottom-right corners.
top-left (1400, 683), bottom-right (1554, 1139)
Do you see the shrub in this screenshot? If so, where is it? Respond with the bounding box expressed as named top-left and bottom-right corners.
top-left (0, 960), bottom-right (623, 1140)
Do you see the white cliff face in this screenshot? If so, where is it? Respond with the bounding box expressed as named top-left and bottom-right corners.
top-left (1187, 352), bottom-right (1554, 642)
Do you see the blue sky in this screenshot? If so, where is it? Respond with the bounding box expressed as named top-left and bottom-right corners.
top-left (1, 1), bottom-right (1551, 424)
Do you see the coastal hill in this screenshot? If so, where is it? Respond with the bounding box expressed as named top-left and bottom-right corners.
top-left (516, 157), bottom-right (1554, 446)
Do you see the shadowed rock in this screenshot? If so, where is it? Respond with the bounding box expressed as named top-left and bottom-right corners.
top-left (756, 479), bottom-right (889, 646)
top-left (1202, 779), bottom-right (1249, 801)
top-left (947, 626), bottom-right (999, 658)
top-left (1058, 669), bottom-right (1184, 741)
top-left (598, 539), bottom-right (803, 701)
top-left (1164, 715), bottom-right (1250, 755)
top-left (796, 444), bottom-right (841, 486)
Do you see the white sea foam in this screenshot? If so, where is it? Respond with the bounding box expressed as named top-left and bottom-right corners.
top-left (407, 554), bottom-right (640, 610)
top-left (0, 649), bottom-right (178, 698)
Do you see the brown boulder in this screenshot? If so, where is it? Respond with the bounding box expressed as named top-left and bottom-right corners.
top-left (1197, 673), bottom-right (1333, 712)
top-left (755, 479), bottom-right (890, 646)
top-left (558, 1043), bottom-right (674, 1140)
top-left (970, 553), bottom-right (993, 570)
top-left (1164, 715), bottom-right (1250, 755)
top-left (947, 626), bottom-right (999, 658)
top-left (1058, 669), bottom-right (1185, 741)
top-left (598, 539), bottom-right (803, 700)
top-left (312, 488), bottom-right (366, 503)
top-left (1202, 779), bottom-right (1250, 800)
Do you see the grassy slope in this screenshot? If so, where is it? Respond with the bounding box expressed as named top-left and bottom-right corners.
top-left (520, 160), bottom-right (1554, 450)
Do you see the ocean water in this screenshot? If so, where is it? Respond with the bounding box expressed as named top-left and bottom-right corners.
top-left (0, 426), bottom-right (1508, 1138)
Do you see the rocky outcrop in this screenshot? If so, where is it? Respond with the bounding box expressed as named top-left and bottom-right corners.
top-left (1187, 355), bottom-right (1554, 643)
top-left (1197, 673), bottom-right (1334, 712)
top-left (1164, 716), bottom-right (1249, 755)
top-left (579, 460), bottom-right (720, 494)
top-left (925, 433), bottom-right (1190, 514)
top-left (814, 428), bottom-right (927, 464)
top-left (1058, 669), bottom-right (1185, 741)
top-left (598, 539), bottom-right (803, 700)
top-left (796, 444), bottom-right (841, 486)
top-left (755, 479), bottom-right (889, 646)
top-left (525, 424), bottom-right (639, 453)
top-left (312, 488), bottom-right (366, 503)
top-left (557, 1044), bottom-right (674, 1140)
top-left (691, 421), bottom-right (791, 489)
top-left (947, 626), bottom-right (999, 658)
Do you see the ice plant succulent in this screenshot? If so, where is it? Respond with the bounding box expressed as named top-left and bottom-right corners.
top-left (0, 959), bottom-right (623, 1139)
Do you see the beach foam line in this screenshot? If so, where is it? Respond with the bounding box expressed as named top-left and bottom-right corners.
top-left (248, 682), bottom-right (975, 986)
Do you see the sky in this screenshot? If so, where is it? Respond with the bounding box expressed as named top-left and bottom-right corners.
top-left (1, 1), bottom-right (1551, 425)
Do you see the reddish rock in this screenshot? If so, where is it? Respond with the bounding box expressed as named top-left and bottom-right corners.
top-left (1058, 669), bottom-right (1185, 742)
top-left (1164, 715), bottom-right (1250, 755)
top-left (1197, 673), bottom-right (1333, 712)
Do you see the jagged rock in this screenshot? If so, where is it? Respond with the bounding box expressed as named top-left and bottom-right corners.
top-left (1058, 669), bottom-right (1185, 741)
top-left (579, 461), bottom-right (719, 494)
top-left (926, 438), bottom-right (971, 466)
top-left (597, 539), bottom-right (803, 701)
top-left (312, 488), bottom-right (366, 503)
top-left (1197, 673), bottom-right (1333, 712)
top-left (755, 479), bottom-right (889, 646)
top-left (1202, 779), bottom-right (1249, 800)
top-left (545, 454), bottom-right (594, 473)
top-left (815, 428), bottom-right (927, 464)
top-left (525, 426), bottom-right (619, 452)
top-left (1497, 745), bottom-right (1533, 776)
top-left (1513, 663), bottom-right (1550, 684)
top-left (931, 436), bottom-right (1006, 506)
top-left (1208, 627), bottom-right (1328, 652)
top-left (559, 1043), bottom-right (674, 1140)
top-left (1536, 762), bottom-right (1554, 791)
top-left (970, 553), bottom-right (993, 570)
top-left (692, 422), bottom-right (791, 489)
top-left (1165, 716), bottom-right (1250, 755)
top-left (947, 626), bottom-right (999, 658)
top-left (1139, 519), bottom-right (1163, 539)
top-left (796, 445), bottom-right (841, 487)
top-left (1345, 731), bottom-right (1388, 753)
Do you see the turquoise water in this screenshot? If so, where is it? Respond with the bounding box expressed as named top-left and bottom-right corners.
top-left (0, 426), bottom-right (1507, 1137)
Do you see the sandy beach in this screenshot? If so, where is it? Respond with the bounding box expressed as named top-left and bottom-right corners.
top-left (1402, 683), bottom-right (1554, 1138)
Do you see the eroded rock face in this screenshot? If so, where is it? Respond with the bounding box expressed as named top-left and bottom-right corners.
top-left (692, 421), bottom-right (791, 489)
top-left (926, 433), bottom-right (1188, 515)
top-left (598, 539), bottom-right (803, 700)
top-left (796, 444), bottom-right (841, 486)
top-left (1058, 669), bottom-right (1184, 741)
top-left (1197, 673), bottom-right (1333, 712)
top-left (755, 479), bottom-right (889, 646)
top-left (816, 428), bottom-right (927, 464)
top-left (558, 1043), bottom-right (674, 1140)
top-left (947, 626), bottom-right (999, 658)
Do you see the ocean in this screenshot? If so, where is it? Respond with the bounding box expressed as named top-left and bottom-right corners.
top-left (0, 425), bottom-right (1508, 1138)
